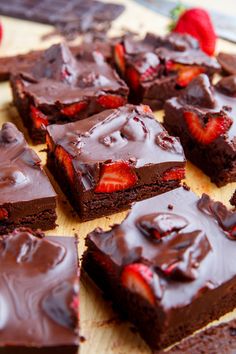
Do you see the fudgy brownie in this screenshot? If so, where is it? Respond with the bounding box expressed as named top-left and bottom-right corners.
top-left (82, 187), bottom-right (236, 351)
top-left (10, 42), bottom-right (129, 143)
top-left (164, 74), bottom-right (236, 186)
top-left (0, 228), bottom-right (79, 354)
top-left (0, 122), bottom-right (57, 234)
top-left (160, 318), bottom-right (236, 353)
top-left (46, 104), bottom-right (186, 221)
top-left (113, 32), bottom-right (220, 109)
top-left (217, 52), bottom-right (236, 75)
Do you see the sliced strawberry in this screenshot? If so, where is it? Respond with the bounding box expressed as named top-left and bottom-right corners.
top-left (30, 105), bottom-right (49, 130)
top-left (140, 105), bottom-right (152, 114)
top-left (61, 101), bottom-right (88, 116)
top-left (126, 67), bottom-right (140, 91)
top-left (140, 66), bottom-right (159, 82)
top-left (96, 95), bottom-right (126, 109)
top-left (184, 111), bottom-right (233, 145)
top-left (121, 263), bottom-right (155, 305)
top-left (163, 262), bottom-right (179, 276)
top-left (0, 20), bottom-right (3, 45)
top-left (0, 208), bottom-right (8, 221)
top-left (114, 43), bottom-right (126, 74)
top-left (166, 61), bottom-right (205, 87)
top-left (95, 161), bottom-right (138, 193)
top-left (55, 145), bottom-right (74, 182)
top-left (162, 167), bottom-right (185, 181)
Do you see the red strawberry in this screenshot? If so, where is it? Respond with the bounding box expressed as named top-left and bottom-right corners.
top-left (184, 111), bottom-right (233, 144)
top-left (96, 95), bottom-right (126, 109)
top-left (126, 67), bottom-right (140, 91)
top-left (0, 208), bottom-right (8, 220)
top-left (114, 43), bottom-right (126, 74)
top-left (166, 61), bottom-right (205, 87)
top-left (61, 101), bottom-right (88, 116)
top-left (162, 167), bottom-right (185, 181)
top-left (0, 19), bottom-right (2, 45)
top-left (55, 145), bottom-right (74, 181)
top-left (173, 8), bottom-right (216, 56)
top-left (95, 161), bottom-right (138, 193)
top-left (140, 66), bottom-right (159, 82)
top-left (30, 105), bottom-right (49, 129)
top-left (121, 263), bottom-right (155, 305)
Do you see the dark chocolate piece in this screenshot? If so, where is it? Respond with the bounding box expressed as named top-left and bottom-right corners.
top-left (0, 122), bottom-right (57, 234)
top-left (46, 104), bottom-right (186, 221)
top-left (10, 43), bottom-right (129, 143)
top-left (164, 74), bottom-right (236, 186)
top-left (82, 187), bottom-right (236, 350)
top-left (161, 318), bottom-right (236, 353)
top-left (113, 32), bottom-right (220, 110)
top-left (217, 52), bottom-right (236, 75)
top-left (0, 228), bottom-right (79, 354)
top-left (0, 0), bottom-right (125, 39)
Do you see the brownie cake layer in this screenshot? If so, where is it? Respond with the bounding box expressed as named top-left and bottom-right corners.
top-left (10, 43), bottom-right (128, 143)
top-left (161, 318), bottom-right (236, 354)
top-left (46, 104), bottom-right (185, 221)
top-left (0, 122), bottom-right (57, 234)
top-left (164, 74), bottom-right (236, 186)
top-left (0, 228), bottom-right (79, 353)
top-left (83, 187), bottom-right (236, 351)
top-left (113, 32), bottom-right (220, 109)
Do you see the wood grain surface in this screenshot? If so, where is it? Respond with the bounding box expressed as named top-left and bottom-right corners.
top-left (1, 1), bottom-right (236, 353)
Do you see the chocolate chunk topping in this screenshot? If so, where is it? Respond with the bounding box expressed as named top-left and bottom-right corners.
top-left (198, 194), bottom-right (236, 240)
top-left (136, 212), bottom-right (188, 241)
top-left (155, 131), bottom-right (183, 154)
top-left (216, 75), bottom-right (236, 97)
top-left (217, 52), bottom-right (236, 75)
top-left (42, 279), bottom-right (78, 330)
top-left (181, 74), bottom-right (215, 108)
top-left (153, 230), bottom-right (211, 281)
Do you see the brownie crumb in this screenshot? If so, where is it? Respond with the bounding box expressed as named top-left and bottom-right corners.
top-left (182, 182), bottom-right (190, 191)
top-left (230, 327), bottom-right (236, 336)
top-left (168, 204), bottom-right (174, 210)
top-left (80, 335), bottom-right (86, 343)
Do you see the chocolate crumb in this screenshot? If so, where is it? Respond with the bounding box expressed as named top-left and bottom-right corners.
top-left (168, 204), bottom-right (174, 210)
top-left (80, 335), bottom-right (86, 343)
top-left (182, 182), bottom-right (190, 191)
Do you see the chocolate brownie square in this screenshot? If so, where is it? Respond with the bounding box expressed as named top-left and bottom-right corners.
top-left (113, 32), bottom-right (220, 110)
top-left (0, 122), bottom-right (57, 234)
top-left (0, 228), bottom-right (79, 354)
top-left (164, 74), bottom-right (236, 186)
top-left (10, 42), bottom-right (129, 143)
top-left (46, 104), bottom-right (185, 221)
top-left (82, 187), bottom-right (236, 350)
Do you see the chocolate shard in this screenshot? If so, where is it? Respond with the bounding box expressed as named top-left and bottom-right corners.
top-left (181, 74), bottom-right (215, 108)
top-left (153, 230), bottom-right (212, 281)
top-left (31, 43), bottom-right (78, 84)
top-left (217, 52), bottom-right (236, 75)
top-left (198, 194), bottom-right (236, 240)
top-left (136, 212), bottom-right (188, 240)
top-left (216, 75), bottom-right (236, 97)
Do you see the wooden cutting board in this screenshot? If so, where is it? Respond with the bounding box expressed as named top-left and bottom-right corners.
top-left (1, 1), bottom-right (236, 352)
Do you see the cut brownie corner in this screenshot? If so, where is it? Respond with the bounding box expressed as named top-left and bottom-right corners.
top-left (46, 104), bottom-right (185, 221)
top-left (0, 122), bottom-right (57, 234)
top-left (0, 228), bottom-right (79, 353)
top-left (164, 73), bottom-right (236, 186)
top-left (82, 187), bottom-right (236, 350)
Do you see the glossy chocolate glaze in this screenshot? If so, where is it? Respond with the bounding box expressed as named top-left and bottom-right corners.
top-left (87, 187), bottom-right (236, 309)
top-left (0, 228), bottom-right (79, 349)
top-left (47, 104), bottom-right (185, 192)
top-left (15, 43), bottom-right (128, 107)
top-left (0, 122), bottom-right (56, 205)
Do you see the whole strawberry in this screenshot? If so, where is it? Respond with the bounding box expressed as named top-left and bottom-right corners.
top-left (172, 8), bottom-right (216, 56)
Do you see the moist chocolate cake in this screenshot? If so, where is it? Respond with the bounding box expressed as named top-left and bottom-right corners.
top-left (113, 32), bottom-right (220, 109)
top-left (10, 42), bottom-right (129, 143)
top-left (0, 122), bottom-right (57, 234)
top-left (82, 187), bottom-right (236, 350)
top-left (0, 228), bottom-right (79, 354)
top-left (164, 74), bottom-right (236, 186)
top-left (160, 318), bottom-right (236, 353)
top-left (46, 104), bottom-right (186, 221)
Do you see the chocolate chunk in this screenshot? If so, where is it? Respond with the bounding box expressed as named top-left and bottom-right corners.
top-left (181, 74), bottom-right (215, 108)
top-left (216, 75), bottom-right (236, 97)
top-left (217, 52), bottom-right (236, 75)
